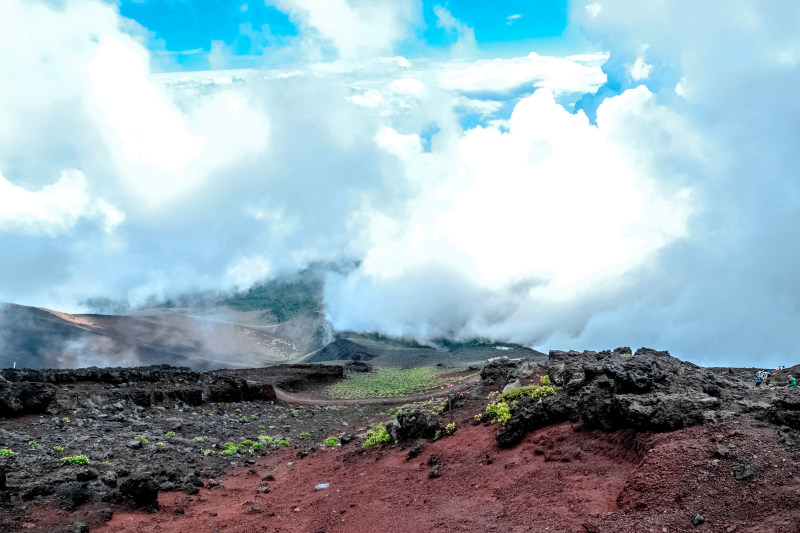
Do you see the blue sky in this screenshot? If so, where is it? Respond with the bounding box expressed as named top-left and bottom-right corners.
top-left (113, 0), bottom-right (583, 70)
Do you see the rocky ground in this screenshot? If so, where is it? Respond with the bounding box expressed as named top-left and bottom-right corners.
top-left (2, 348), bottom-right (800, 532)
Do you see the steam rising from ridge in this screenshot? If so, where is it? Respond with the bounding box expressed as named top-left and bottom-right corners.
top-left (1, 1), bottom-right (799, 367)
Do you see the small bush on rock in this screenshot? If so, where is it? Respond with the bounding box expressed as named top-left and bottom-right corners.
top-left (0, 449), bottom-right (14, 457)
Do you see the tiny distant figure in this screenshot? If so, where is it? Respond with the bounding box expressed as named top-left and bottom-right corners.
top-left (729, 368), bottom-right (735, 375)
top-left (790, 376), bottom-right (797, 387)
top-left (756, 374), bottom-right (762, 387)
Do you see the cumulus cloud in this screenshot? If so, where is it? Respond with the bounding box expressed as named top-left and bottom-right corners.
top-left (2, 0), bottom-right (799, 368)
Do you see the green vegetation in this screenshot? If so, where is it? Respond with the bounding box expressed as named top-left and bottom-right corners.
top-left (445, 422), bottom-right (456, 435)
top-left (327, 367), bottom-right (453, 399)
top-left (363, 424), bottom-right (391, 447)
top-left (156, 442), bottom-right (165, 446)
top-left (193, 436), bottom-right (208, 441)
top-left (61, 417), bottom-right (69, 422)
top-left (220, 276), bottom-right (323, 322)
top-left (0, 449), bottom-right (14, 457)
top-left (134, 436), bottom-right (148, 444)
top-left (621, 352), bottom-right (633, 358)
top-left (53, 445), bottom-right (64, 453)
top-left (300, 432), bottom-right (310, 437)
top-left (28, 440), bottom-right (38, 448)
top-left (200, 448), bottom-right (215, 455)
top-left (485, 384), bottom-right (559, 425)
top-left (62, 455), bottom-right (89, 465)
top-left (166, 431), bottom-right (176, 438)
top-left (220, 442), bottom-right (241, 456)
top-left (434, 429), bottom-right (441, 440)
top-left (324, 436), bottom-right (339, 447)
top-left (540, 375), bottom-right (552, 386)
top-left (485, 401), bottom-right (512, 424)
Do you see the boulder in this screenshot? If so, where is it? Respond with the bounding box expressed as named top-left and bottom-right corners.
top-left (119, 476), bottom-right (159, 508)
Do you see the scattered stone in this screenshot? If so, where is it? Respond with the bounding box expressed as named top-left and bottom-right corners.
top-left (67, 521), bottom-right (89, 533)
top-left (263, 474), bottom-right (276, 482)
top-left (733, 463), bottom-right (755, 481)
top-left (714, 444), bottom-right (730, 459)
top-left (76, 468), bottom-right (98, 482)
top-left (693, 513), bottom-right (705, 526)
top-left (209, 512), bottom-right (217, 517)
top-left (258, 486), bottom-right (270, 493)
top-left (314, 483), bottom-right (329, 490)
top-left (428, 465), bottom-right (441, 479)
top-left (127, 440), bottom-right (143, 449)
top-left (249, 506), bottom-right (262, 514)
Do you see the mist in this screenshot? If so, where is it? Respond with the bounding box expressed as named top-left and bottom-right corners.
top-left (1, 1), bottom-right (799, 367)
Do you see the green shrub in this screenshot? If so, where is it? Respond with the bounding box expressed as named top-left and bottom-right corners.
top-left (28, 440), bottom-right (38, 448)
top-left (445, 422), bottom-right (456, 435)
top-left (324, 436), bottom-right (339, 447)
top-left (193, 436), bottom-right (208, 441)
top-left (156, 442), bottom-right (165, 446)
top-left (134, 436), bottom-right (148, 444)
top-left (53, 445), bottom-right (64, 453)
top-left (274, 440), bottom-right (289, 447)
top-left (497, 384), bottom-right (557, 404)
top-left (0, 449), bottom-right (14, 457)
top-left (433, 430), bottom-right (441, 440)
top-left (620, 352), bottom-right (633, 358)
top-left (363, 424), bottom-right (391, 447)
top-left (300, 432), bottom-right (310, 437)
top-left (62, 455), bottom-right (89, 465)
top-left (166, 431), bottom-right (176, 438)
top-left (540, 375), bottom-right (552, 386)
top-left (485, 401), bottom-right (512, 424)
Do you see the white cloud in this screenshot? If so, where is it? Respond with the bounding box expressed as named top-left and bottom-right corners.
top-left (0, 169), bottom-right (122, 236)
top-left (507, 14), bottom-right (522, 25)
top-left (438, 52), bottom-right (608, 96)
top-left (433, 5), bottom-right (477, 57)
top-left (269, 0), bottom-right (421, 59)
top-left (3, 0), bottom-right (799, 368)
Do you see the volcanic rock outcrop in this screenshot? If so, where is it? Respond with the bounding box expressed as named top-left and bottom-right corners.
top-left (487, 347), bottom-right (793, 448)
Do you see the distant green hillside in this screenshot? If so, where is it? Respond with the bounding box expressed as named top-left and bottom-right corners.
top-left (219, 277), bottom-right (323, 322)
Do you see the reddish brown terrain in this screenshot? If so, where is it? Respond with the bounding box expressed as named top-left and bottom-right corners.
top-left (3, 348), bottom-right (800, 532)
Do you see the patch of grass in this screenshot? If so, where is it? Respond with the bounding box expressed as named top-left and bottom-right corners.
top-left (134, 436), bottom-right (148, 444)
top-left (0, 449), bottom-right (14, 457)
top-left (166, 431), bottom-right (176, 438)
top-left (363, 424), bottom-right (391, 447)
top-left (620, 352), bottom-right (633, 358)
top-left (324, 436), bottom-right (339, 447)
top-left (193, 436), bottom-right (208, 441)
top-left (327, 367), bottom-right (454, 399)
top-left (28, 440), bottom-right (38, 448)
top-left (62, 455), bottom-right (89, 465)
top-left (300, 432), bottom-right (310, 438)
top-left (53, 445), bottom-right (65, 452)
top-left (156, 442), bottom-right (165, 446)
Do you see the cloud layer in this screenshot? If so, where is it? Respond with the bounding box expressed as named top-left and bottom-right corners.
top-left (1, 0), bottom-right (799, 366)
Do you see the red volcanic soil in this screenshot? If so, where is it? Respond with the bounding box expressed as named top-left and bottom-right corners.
top-left (75, 414), bottom-right (800, 533)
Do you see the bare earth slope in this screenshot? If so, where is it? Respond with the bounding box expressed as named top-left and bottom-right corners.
top-left (0, 303), bottom-right (328, 370)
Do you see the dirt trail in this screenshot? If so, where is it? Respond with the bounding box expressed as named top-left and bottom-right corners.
top-left (274, 374), bottom-right (481, 405)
